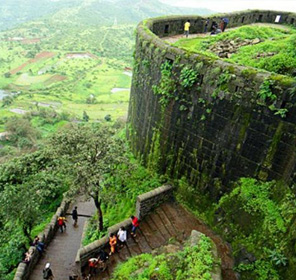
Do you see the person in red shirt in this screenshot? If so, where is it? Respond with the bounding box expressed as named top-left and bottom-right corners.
top-left (88, 258), bottom-right (98, 276)
top-left (130, 215), bottom-right (139, 237)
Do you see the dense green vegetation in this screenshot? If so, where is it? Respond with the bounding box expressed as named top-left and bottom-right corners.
top-left (83, 157), bottom-right (164, 245)
top-left (0, 148), bottom-right (70, 279)
top-left (174, 25), bottom-right (296, 76)
top-left (111, 234), bottom-right (216, 280)
top-left (176, 177), bottom-right (296, 280)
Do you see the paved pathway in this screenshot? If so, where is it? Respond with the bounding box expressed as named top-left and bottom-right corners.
top-left (88, 202), bottom-right (237, 280)
top-left (29, 197), bottom-right (95, 280)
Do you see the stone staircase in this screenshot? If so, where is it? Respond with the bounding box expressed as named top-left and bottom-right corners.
top-left (89, 202), bottom-right (236, 280)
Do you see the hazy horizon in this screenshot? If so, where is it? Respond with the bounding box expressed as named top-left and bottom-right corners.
top-left (160, 0), bottom-right (296, 13)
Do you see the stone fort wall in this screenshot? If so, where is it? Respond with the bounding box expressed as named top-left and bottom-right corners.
top-left (128, 10), bottom-right (296, 200)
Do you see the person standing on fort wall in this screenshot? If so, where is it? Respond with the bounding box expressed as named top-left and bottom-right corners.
top-left (184, 20), bottom-right (191, 38)
top-left (222, 17), bottom-right (229, 32)
top-left (204, 18), bottom-right (210, 33)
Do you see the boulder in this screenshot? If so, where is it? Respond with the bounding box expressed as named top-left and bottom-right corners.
top-left (252, 38), bottom-right (261, 44)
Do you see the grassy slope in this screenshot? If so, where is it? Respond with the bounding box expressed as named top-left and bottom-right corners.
top-left (174, 25), bottom-right (296, 76)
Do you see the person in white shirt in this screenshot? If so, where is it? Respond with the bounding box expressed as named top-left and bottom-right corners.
top-left (117, 227), bottom-right (127, 248)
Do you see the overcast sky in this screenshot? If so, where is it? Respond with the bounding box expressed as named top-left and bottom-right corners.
top-left (160, 0), bottom-right (296, 13)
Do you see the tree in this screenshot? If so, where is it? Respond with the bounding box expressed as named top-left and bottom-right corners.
top-left (0, 183), bottom-right (41, 242)
top-left (5, 117), bottom-right (40, 148)
top-left (49, 124), bottom-right (127, 230)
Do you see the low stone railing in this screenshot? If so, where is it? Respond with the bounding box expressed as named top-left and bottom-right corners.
top-left (13, 197), bottom-right (71, 280)
top-left (76, 184), bottom-right (174, 268)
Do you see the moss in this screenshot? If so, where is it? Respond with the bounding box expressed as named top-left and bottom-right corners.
top-left (147, 128), bottom-right (161, 172)
top-left (261, 121), bottom-right (284, 171)
top-left (236, 112), bottom-right (251, 151)
top-left (210, 67), bottom-right (222, 76)
top-left (270, 74), bottom-right (296, 88)
top-left (241, 68), bottom-right (258, 78)
top-left (227, 65), bottom-right (236, 74)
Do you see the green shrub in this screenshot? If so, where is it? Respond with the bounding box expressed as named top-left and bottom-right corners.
top-left (111, 234), bottom-right (216, 280)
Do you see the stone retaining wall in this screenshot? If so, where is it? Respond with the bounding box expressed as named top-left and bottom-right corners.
top-left (77, 184), bottom-right (174, 268)
top-left (13, 198), bottom-right (71, 280)
top-left (136, 184), bottom-right (174, 219)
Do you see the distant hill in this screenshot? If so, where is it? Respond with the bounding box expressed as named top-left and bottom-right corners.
top-left (0, 0), bottom-right (213, 30)
top-left (69, 0), bottom-right (213, 25)
top-left (0, 0), bottom-right (81, 30)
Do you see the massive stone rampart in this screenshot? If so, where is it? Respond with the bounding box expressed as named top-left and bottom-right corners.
top-left (128, 10), bottom-right (296, 199)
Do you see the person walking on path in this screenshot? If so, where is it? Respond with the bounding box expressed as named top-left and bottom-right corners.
top-left (57, 216), bottom-right (67, 233)
top-left (131, 215), bottom-right (139, 237)
top-left (98, 250), bottom-right (109, 271)
top-left (204, 18), bottom-right (210, 33)
top-left (117, 227), bottom-right (127, 248)
top-left (43, 263), bottom-right (54, 280)
top-left (88, 258), bottom-right (98, 277)
top-left (32, 235), bottom-right (45, 253)
top-left (109, 233), bottom-right (117, 255)
top-left (72, 206), bottom-right (78, 226)
top-left (222, 17), bottom-right (229, 32)
top-left (219, 18), bottom-right (224, 32)
top-left (184, 20), bottom-right (191, 38)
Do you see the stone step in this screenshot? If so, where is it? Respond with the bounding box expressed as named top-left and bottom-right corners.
top-left (155, 207), bottom-right (178, 237)
top-left (148, 211), bottom-right (171, 241)
top-left (138, 220), bottom-right (163, 249)
top-left (160, 203), bottom-right (186, 241)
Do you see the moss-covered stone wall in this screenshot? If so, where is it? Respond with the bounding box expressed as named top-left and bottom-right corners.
top-left (128, 10), bottom-right (296, 201)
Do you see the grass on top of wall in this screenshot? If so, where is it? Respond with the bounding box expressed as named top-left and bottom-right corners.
top-left (173, 25), bottom-right (296, 76)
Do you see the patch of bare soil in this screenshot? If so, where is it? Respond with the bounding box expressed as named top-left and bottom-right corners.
top-left (10, 51), bottom-right (55, 75)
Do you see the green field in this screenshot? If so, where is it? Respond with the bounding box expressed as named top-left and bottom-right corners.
top-left (0, 20), bottom-right (134, 135)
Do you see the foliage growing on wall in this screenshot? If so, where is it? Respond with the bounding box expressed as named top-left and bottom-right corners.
top-left (152, 61), bottom-right (176, 107)
top-left (180, 66), bottom-right (198, 89)
top-left (257, 78), bottom-right (289, 118)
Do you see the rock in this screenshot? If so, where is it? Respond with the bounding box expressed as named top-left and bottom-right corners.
top-left (227, 53), bottom-right (232, 58)
top-left (190, 230), bottom-right (222, 280)
top-left (252, 38), bottom-right (261, 44)
top-left (235, 247), bottom-right (257, 265)
top-left (190, 230), bottom-right (204, 246)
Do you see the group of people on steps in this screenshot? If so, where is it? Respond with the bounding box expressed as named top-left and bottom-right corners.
top-left (87, 215), bottom-right (139, 278)
top-left (184, 17), bottom-right (229, 37)
top-left (42, 213), bottom-right (139, 279)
